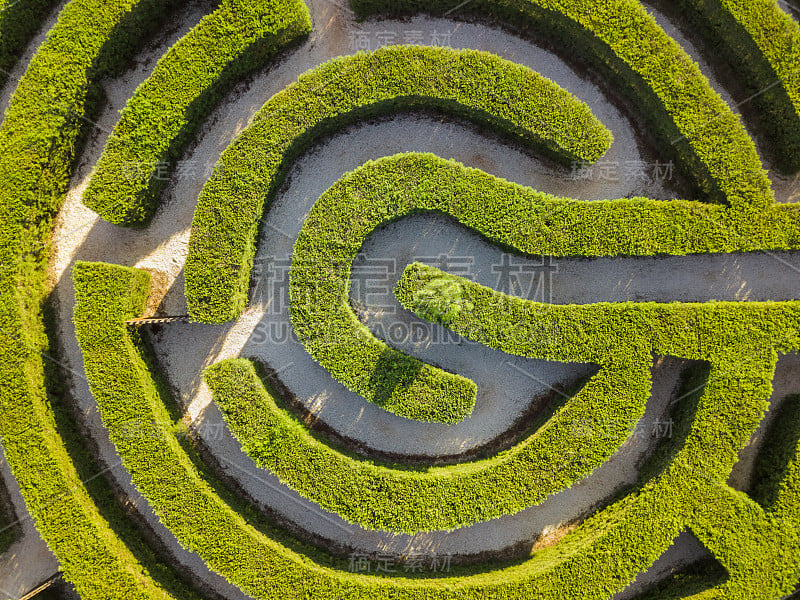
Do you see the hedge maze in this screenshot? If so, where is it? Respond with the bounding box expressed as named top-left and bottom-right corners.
top-left (2, 0), bottom-right (800, 598)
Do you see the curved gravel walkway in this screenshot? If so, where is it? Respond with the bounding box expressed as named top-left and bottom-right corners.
top-left (0, 451), bottom-right (60, 600)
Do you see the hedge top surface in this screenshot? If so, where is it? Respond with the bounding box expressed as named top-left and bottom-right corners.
top-left (184, 44), bottom-right (613, 323)
top-left (82, 0), bottom-right (312, 226)
top-left (75, 260), bottom-right (800, 598)
top-left (715, 0), bottom-right (800, 129)
top-left (184, 0), bottom-right (800, 326)
top-left (13, 0), bottom-right (800, 596)
top-left (204, 356), bottom-right (651, 532)
top-left (395, 261), bottom-right (800, 365)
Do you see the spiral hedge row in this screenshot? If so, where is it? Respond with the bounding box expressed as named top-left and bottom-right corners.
top-left (184, 1), bottom-right (786, 327)
top-left (395, 261), bottom-right (800, 595)
top-left (82, 0), bottom-right (312, 226)
top-left (74, 256), bottom-right (800, 598)
top-left (74, 259), bottom-right (664, 599)
top-left (0, 0), bottom-right (205, 597)
top-left (351, 0), bottom-right (800, 173)
top-left (345, 0), bottom-right (776, 207)
top-left (287, 152), bottom-right (800, 427)
top-left (70, 257), bottom-right (794, 599)
top-left (672, 0), bottom-right (800, 173)
top-left (204, 356), bottom-right (648, 532)
top-left (183, 0), bottom-right (800, 432)
top-left (184, 44), bottom-right (614, 326)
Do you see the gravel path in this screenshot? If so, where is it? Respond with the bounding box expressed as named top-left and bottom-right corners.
top-left (0, 452), bottom-right (60, 600)
top-left (14, 0), bottom-right (800, 596)
top-left (0, 0), bottom-right (69, 116)
top-left (0, 1), bottom-right (90, 597)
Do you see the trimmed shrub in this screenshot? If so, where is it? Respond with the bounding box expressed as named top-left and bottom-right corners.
top-left (204, 356), bottom-right (650, 532)
top-left (66, 260), bottom-right (710, 598)
top-left (395, 260), bottom-right (800, 595)
top-left (7, 0), bottom-right (800, 596)
top-left (184, 44), bottom-right (614, 324)
top-left (348, 0), bottom-right (774, 210)
top-left (183, 3), bottom-right (800, 424)
top-left (82, 0), bottom-right (312, 226)
top-left (669, 0), bottom-right (800, 173)
top-left (287, 153), bottom-right (799, 425)
top-left (0, 0), bottom-right (211, 597)
top-left (75, 259), bottom-right (800, 598)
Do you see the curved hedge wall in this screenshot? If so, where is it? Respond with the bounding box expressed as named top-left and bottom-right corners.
top-left (73, 258), bottom-right (800, 598)
top-left (204, 356), bottom-right (649, 532)
top-left (182, 0), bottom-right (800, 427)
top-left (287, 152), bottom-right (800, 426)
top-left (6, 0), bottom-right (800, 596)
top-left (394, 260), bottom-right (800, 595)
top-left (184, 44), bottom-right (614, 325)
top-left (66, 259), bottom-right (713, 598)
top-left (671, 0), bottom-right (800, 173)
top-left (349, 0), bottom-right (774, 209)
top-left (82, 0), bottom-right (312, 226)
top-left (0, 0), bottom-right (199, 597)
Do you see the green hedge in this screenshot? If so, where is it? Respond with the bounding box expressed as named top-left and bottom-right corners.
top-left (67, 259), bottom-right (713, 598)
top-left (0, 0), bottom-right (213, 597)
top-left (668, 0), bottom-right (800, 173)
top-left (7, 0), bottom-right (800, 596)
top-left (82, 0), bottom-right (311, 226)
top-left (204, 356), bottom-right (650, 532)
top-left (395, 260), bottom-right (800, 596)
top-left (347, 0), bottom-right (775, 211)
top-left (184, 44), bottom-right (614, 324)
top-left (185, 0), bottom-right (800, 425)
top-left (76, 259), bottom-right (800, 598)
top-left (0, 0), bottom-right (60, 87)
top-left (287, 152), bottom-right (800, 426)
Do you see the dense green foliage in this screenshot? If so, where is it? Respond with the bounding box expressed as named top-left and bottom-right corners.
top-left (348, 0), bottom-right (775, 210)
top-left (0, 0), bottom-right (60, 86)
top-left (204, 357), bottom-right (647, 532)
top-left (82, 0), bottom-right (312, 226)
top-left (0, 0), bottom-right (211, 597)
top-left (184, 0), bottom-right (800, 426)
top-left (5, 0), bottom-right (800, 595)
top-left (75, 259), bottom-right (800, 598)
top-left (670, 0), bottom-right (800, 172)
top-left (395, 260), bottom-right (800, 596)
top-left (185, 44), bottom-right (613, 324)
top-left (288, 152), bottom-right (800, 425)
